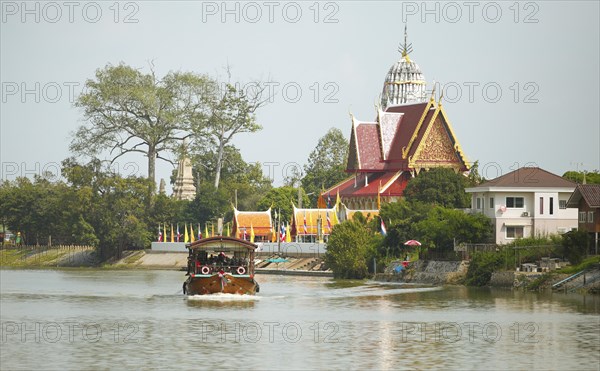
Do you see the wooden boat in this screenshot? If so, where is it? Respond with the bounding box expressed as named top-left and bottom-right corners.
top-left (183, 236), bottom-right (260, 295)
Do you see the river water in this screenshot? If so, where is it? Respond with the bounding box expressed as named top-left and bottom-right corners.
top-left (1, 269), bottom-right (599, 370)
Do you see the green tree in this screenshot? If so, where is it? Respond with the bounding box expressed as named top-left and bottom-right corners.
top-left (193, 81), bottom-right (267, 189)
top-left (561, 230), bottom-right (591, 265)
top-left (62, 158), bottom-right (153, 258)
top-left (189, 145), bottom-right (272, 216)
top-left (301, 128), bottom-right (349, 206)
top-left (378, 200), bottom-right (431, 257)
top-left (71, 63), bottom-right (214, 187)
top-left (403, 168), bottom-right (471, 208)
top-left (325, 219), bottom-right (375, 279)
top-left (562, 170), bottom-right (600, 184)
top-left (256, 186), bottom-right (310, 223)
top-left (413, 206), bottom-right (493, 250)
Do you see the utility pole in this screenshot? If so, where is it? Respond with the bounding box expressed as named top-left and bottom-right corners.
top-left (277, 208), bottom-right (281, 255)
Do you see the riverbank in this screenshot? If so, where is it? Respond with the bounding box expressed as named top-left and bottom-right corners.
top-left (375, 258), bottom-right (600, 294)
top-left (0, 246), bottom-right (98, 268)
top-left (0, 248), bottom-right (333, 276)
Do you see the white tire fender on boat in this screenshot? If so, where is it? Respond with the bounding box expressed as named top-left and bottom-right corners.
top-left (236, 266), bottom-right (246, 275)
top-left (201, 266), bottom-right (211, 275)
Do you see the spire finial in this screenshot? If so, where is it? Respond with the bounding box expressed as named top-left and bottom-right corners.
top-left (398, 24), bottom-right (413, 61)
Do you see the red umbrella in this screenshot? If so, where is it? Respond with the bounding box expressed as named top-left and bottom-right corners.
top-left (404, 240), bottom-right (422, 246)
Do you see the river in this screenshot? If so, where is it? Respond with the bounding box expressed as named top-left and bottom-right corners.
top-left (1, 269), bottom-right (599, 370)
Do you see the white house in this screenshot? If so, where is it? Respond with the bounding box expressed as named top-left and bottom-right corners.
top-left (466, 167), bottom-right (578, 244)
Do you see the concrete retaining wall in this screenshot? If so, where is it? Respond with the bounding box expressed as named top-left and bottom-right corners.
top-left (257, 242), bottom-right (326, 257)
top-left (150, 242), bottom-right (187, 252)
top-left (377, 260), bottom-right (469, 284)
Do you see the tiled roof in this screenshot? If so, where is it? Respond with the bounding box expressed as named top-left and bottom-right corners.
top-left (379, 111), bottom-right (403, 160)
top-left (477, 167), bottom-right (576, 189)
top-left (355, 122), bottom-right (385, 171)
top-left (233, 208), bottom-right (272, 236)
top-left (385, 103), bottom-right (434, 164)
top-left (567, 184), bottom-right (600, 208)
top-left (323, 171), bottom-right (410, 199)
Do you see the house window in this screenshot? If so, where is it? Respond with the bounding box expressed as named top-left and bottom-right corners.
top-left (489, 197), bottom-right (494, 209)
top-left (506, 226), bottom-right (524, 239)
top-left (588, 211), bottom-right (594, 223)
top-left (579, 212), bottom-right (587, 223)
top-left (549, 197), bottom-right (554, 215)
top-left (476, 198), bottom-right (481, 209)
top-left (539, 197), bottom-right (543, 215)
top-left (559, 200), bottom-right (567, 209)
top-left (506, 197), bottom-right (524, 208)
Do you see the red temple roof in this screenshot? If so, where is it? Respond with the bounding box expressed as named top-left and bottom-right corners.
top-left (347, 101), bottom-right (467, 173)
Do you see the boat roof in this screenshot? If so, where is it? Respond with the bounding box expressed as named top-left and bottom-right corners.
top-left (187, 236), bottom-right (257, 252)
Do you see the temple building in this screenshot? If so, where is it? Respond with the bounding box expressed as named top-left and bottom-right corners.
top-left (322, 28), bottom-right (469, 209)
top-left (290, 205), bottom-right (339, 241)
top-left (232, 207), bottom-right (273, 242)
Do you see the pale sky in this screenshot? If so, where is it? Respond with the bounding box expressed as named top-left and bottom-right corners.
top-left (1, 1), bottom-right (599, 190)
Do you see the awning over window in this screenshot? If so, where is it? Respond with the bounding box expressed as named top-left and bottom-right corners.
top-left (503, 223), bottom-right (531, 227)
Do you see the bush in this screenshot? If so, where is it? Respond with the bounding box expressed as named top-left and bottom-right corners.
top-left (325, 220), bottom-right (374, 279)
top-left (562, 230), bottom-right (590, 265)
top-left (464, 251), bottom-right (505, 286)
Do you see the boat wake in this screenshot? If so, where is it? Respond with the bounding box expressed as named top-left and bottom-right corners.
top-left (186, 293), bottom-right (261, 302)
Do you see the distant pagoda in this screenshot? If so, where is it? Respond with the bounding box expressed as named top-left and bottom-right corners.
top-left (172, 140), bottom-right (196, 201)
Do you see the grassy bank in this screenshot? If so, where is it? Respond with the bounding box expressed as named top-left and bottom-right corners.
top-left (0, 247), bottom-right (98, 268)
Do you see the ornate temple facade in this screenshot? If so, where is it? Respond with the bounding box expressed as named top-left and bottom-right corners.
top-left (322, 30), bottom-right (469, 209)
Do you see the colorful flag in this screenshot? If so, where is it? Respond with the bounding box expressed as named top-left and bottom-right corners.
top-left (190, 224), bottom-right (195, 243)
top-left (205, 224), bottom-right (209, 240)
top-left (198, 224), bottom-right (202, 240)
top-left (184, 223), bottom-right (189, 243)
top-left (226, 224), bottom-right (230, 237)
top-left (211, 224), bottom-right (215, 237)
top-left (303, 211), bottom-right (308, 234)
top-left (380, 217), bottom-right (387, 236)
top-left (335, 189), bottom-right (341, 207)
top-left (176, 224), bottom-right (181, 242)
top-left (285, 223), bottom-right (292, 242)
top-left (242, 228), bottom-right (247, 241)
top-left (158, 224), bottom-right (162, 242)
top-left (163, 224), bottom-right (167, 243)
top-left (280, 223), bottom-right (286, 242)
top-left (326, 210), bottom-right (332, 232)
top-left (317, 189), bottom-right (326, 209)
top-left (250, 224), bottom-right (255, 243)
top-left (327, 192), bottom-right (332, 208)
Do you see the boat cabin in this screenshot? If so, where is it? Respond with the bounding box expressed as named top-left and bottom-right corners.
top-left (186, 236), bottom-right (256, 277)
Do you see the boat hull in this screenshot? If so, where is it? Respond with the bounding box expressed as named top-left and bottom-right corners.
top-left (184, 274), bottom-right (259, 295)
